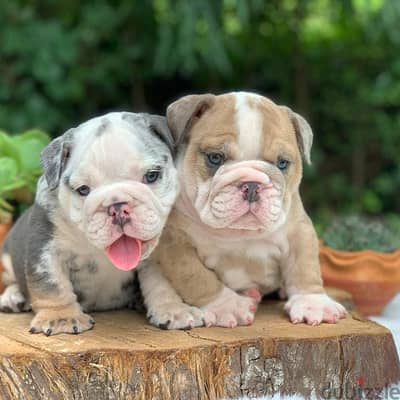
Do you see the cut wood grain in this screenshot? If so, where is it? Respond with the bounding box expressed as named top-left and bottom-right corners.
top-left (0, 294), bottom-right (398, 399)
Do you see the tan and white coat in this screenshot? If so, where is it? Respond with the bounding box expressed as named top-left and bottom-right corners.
top-left (140, 92), bottom-right (346, 329)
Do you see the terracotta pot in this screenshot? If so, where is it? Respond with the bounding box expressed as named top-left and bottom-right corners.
top-left (320, 243), bottom-right (400, 316)
top-left (0, 222), bottom-right (12, 294)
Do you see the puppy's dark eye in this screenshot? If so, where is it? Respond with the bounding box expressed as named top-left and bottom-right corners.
top-left (277, 159), bottom-right (290, 171)
top-left (76, 185), bottom-right (90, 196)
top-left (144, 170), bottom-right (161, 184)
top-left (206, 152), bottom-right (225, 168)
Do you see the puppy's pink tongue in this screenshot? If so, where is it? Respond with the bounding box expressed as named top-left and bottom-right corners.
top-left (106, 235), bottom-right (142, 271)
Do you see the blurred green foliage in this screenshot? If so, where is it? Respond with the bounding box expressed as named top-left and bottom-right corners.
top-left (0, 0), bottom-right (399, 222)
top-left (0, 129), bottom-right (50, 220)
top-left (322, 214), bottom-right (400, 251)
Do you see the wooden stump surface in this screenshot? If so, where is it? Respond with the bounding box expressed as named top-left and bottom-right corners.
top-left (0, 289), bottom-right (398, 400)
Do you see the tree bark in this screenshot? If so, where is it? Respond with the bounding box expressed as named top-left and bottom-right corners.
top-left (0, 291), bottom-right (398, 399)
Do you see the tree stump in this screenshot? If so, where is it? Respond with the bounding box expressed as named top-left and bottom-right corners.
top-left (0, 290), bottom-right (398, 400)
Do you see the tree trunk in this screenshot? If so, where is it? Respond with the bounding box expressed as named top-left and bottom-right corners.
top-left (0, 290), bottom-right (398, 399)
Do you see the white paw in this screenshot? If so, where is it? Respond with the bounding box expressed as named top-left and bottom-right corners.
top-left (285, 293), bottom-right (347, 325)
top-left (147, 302), bottom-right (205, 330)
top-left (201, 287), bottom-right (258, 328)
top-left (0, 284), bottom-right (28, 312)
top-left (30, 309), bottom-right (95, 336)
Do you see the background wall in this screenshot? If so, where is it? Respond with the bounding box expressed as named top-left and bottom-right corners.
top-left (1, 0), bottom-right (399, 227)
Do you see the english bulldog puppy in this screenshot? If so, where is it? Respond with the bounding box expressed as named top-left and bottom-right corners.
top-left (141, 92), bottom-right (346, 329)
top-left (0, 112), bottom-right (178, 335)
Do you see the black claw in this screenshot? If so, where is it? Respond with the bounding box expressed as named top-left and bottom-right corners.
top-left (158, 320), bottom-right (171, 330)
top-left (45, 329), bottom-right (52, 336)
top-left (181, 325), bottom-right (192, 331)
top-left (16, 301), bottom-right (26, 311)
top-left (89, 319), bottom-right (95, 325)
top-left (29, 327), bottom-right (37, 334)
top-left (73, 326), bottom-right (78, 334)
top-left (1, 306), bottom-right (13, 313)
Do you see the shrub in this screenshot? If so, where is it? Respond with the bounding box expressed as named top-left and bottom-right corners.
top-left (322, 215), bottom-right (400, 252)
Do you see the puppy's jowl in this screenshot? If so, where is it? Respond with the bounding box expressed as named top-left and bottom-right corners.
top-left (142, 92), bottom-right (346, 329)
top-left (0, 113), bottom-right (178, 335)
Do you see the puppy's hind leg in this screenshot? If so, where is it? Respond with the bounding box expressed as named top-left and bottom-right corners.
top-left (0, 253), bottom-right (28, 312)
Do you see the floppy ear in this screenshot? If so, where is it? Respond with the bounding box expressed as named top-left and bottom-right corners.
top-left (144, 114), bottom-right (175, 154)
top-left (166, 94), bottom-right (215, 147)
top-left (284, 107), bottom-right (313, 164)
top-left (40, 129), bottom-right (74, 190)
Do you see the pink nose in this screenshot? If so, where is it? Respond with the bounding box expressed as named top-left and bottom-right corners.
top-left (240, 181), bottom-right (261, 203)
top-left (108, 202), bottom-right (131, 227)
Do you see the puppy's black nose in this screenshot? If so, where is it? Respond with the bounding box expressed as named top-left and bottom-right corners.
top-left (108, 202), bottom-right (131, 227)
top-left (240, 181), bottom-right (261, 203)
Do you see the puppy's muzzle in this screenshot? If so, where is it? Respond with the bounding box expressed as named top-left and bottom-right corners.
top-left (240, 181), bottom-right (261, 203)
top-left (108, 202), bottom-right (131, 228)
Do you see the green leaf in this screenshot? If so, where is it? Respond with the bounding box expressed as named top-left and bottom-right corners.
top-left (0, 157), bottom-right (25, 194)
top-left (0, 198), bottom-right (13, 214)
top-left (11, 129), bottom-right (50, 173)
top-left (0, 131), bottom-right (21, 168)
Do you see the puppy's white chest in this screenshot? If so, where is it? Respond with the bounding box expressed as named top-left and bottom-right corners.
top-left (200, 238), bottom-right (285, 294)
top-left (63, 252), bottom-right (135, 311)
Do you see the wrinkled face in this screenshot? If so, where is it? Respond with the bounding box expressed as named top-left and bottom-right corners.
top-left (173, 93), bottom-right (309, 234)
top-left (43, 113), bottom-right (178, 270)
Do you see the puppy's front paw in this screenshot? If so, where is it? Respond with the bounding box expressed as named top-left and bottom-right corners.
top-left (201, 287), bottom-right (258, 328)
top-left (148, 302), bottom-right (205, 330)
top-left (285, 293), bottom-right (347, 325)
top-left (30, 306), bottom-right (95, 336)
